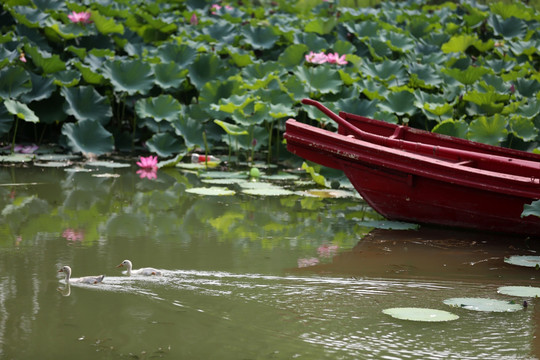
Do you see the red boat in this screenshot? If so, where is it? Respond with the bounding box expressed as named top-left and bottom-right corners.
top-left (284, 99), bottom-right (540, 236)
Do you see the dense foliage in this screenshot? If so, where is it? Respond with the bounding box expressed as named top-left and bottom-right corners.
top-left (1, 0), bottom-right (540, 160)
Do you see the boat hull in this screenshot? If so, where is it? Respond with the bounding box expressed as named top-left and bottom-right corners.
top-left (285, 118), bottom-right (540, 236)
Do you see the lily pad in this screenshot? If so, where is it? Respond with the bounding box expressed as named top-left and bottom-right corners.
top-left (176, 162), bottom-right (220, 170)
top-left (0, 154), bottom-right (34, 162)
top-left (504, 255), bottom-right (540, 268)
top-left (84, 161), bottom-right (130, 168)
top-left (443, 297), bottom-right (523, 312)
top-left (34, 161), bottom-right (71, 167)
top-left (201, 178), bottom-right (248, 185)
top-left (299, 189), bottom-right (358, 199)
top-left (36, 154), bottom-right (80, 161)
top-left (242, 185), bottom-right (294, 196)
top-left (498, 286), bottom-right (540, 298)
top-left (186, 187), bottom-right (235, 196)
top-left (382, 307), bottom-right (459, 322)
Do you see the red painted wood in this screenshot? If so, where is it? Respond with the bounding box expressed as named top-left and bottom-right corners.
top-left (284, 99), bottom-right (540, 236)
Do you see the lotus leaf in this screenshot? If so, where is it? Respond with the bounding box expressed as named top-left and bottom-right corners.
top-left (504, 255), bottom-right (540, 266)
top-left (227, 49), bottom-right (253, 67)
top-left (61, 119), bottom-right (114, 155)
top-left (4, 99), bottom-right (39, 123)
top-left (186, 187), bottom-right (235, 196)
top-left (20, 72), bottom-right (56, 103)
top-left (361, 60), bottom-right (407, 84)
top-left (304, 17), bottom-right (337, 35)
top-left (293, 33), bottom-right (328, 52)
top-left (242, 26), bottom-right (279, 50)
top-left (61, 86), bottom-right (112, 124)
top-left (442, 66), bottom-right (491, 86)
top-left (188, 53), bottom-right (225, 90)
top-left (498, 286), bottom-right (540, 297)
top-left (201, 20), bottom-right (238, 44)
top-left (0, 106), bottom-right (13, 136)
top-left (467, 115), bottom-right (508, 145)
top-left (156, 43), bottom-right (197, 67)
top-left (514, 78), bottom-right (540, 98)
top-left (102, 59), bottom-right (154, 95)
top-left (72, 62), bottom-right (105, 85)
top-left (135, 95), bottom-right (182, 123)
top-left (23, 44), bottom-right (66, 74)
top-left (432, 120), bottom-right (469, 139)
top-left (92, 11), bottom-right (124, 35)
top-left (522, 202), bottom-right (540, 218)
top-left (488, 15), bottom-right (527, 40)
top-left (152, 63), bottom-right (187, 90)
top-left (377, 91), bottom-right (417, 116)
top-left (278, 44), bottom-right (308, 68)
top-left (0, 66), bottom-right (32, 99)
top-left (145, 132), bottom-right (184, 157)
top-left (294, 66), bottom-right (343, 95)
top-left (490, 2), bottom-right (534, 21)
top-left (442, 34), bottom-right (484, 53)
top-left (509, 116), bottom-right (538, 142)
top-left (171, 116), bottom-right (206, 149)
top-left (443, 297), bottom-right (522, 312)
top-left (10, 6), bottom-right (50, 28)
top-left (383, 307), bottom-right (458, 322)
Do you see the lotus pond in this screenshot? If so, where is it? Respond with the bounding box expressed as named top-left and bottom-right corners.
top-left (0, 159), bottom-right (540, 359)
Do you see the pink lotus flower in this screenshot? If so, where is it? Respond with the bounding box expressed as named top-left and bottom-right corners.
top-left (68, 11), bottom-right (92, 24)
top-left (305, 51), bottom-right (328, 64)
top-left (211, 4), bottom-right (233, 15)
top-left (14, 144), bottom-right (38, 154)
top-left (326, 52), bottom-right (348, 65)
top-left (62, 228), bottom-right (84, 242)
top-left (136, 155), bottom-right (158, 169)
top-left (19, 52), bottom-right (26, 63)
top-left (190, 13), bottom-right (198, 25)
top-left (136, 155), bottom-right (158, 179)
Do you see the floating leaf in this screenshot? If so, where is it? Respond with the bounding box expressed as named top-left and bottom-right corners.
top-left (443, 297), bottom-right (522, 312)
top-left (498, 286), bottom-right (540, 297)
top-left (383, 307), bottom-right (459, 322)
top-left (186, 187), bottom-right (235, 196)
top-left (242, 26), bottom-right (279, 49)
top-left (242, 186), bottom-right (295, 196)
top-left (85, 161), bottom-right (130, 168)
top-left (504, 255), bottom-right (540, 267)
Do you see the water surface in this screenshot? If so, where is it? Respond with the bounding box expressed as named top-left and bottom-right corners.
top-left (0, 164), bottom-right (538, 359)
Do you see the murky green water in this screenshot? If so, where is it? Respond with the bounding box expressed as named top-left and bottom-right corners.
top-left (0, 164), bottom-right (538, 359)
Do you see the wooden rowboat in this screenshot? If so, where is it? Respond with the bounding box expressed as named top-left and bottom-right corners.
top-left (284, 99), bottom-right (540, 236)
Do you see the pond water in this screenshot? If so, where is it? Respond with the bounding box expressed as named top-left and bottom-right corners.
top-left (0, 162), bottom-right (539, 359)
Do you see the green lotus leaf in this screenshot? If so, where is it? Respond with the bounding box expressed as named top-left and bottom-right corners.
top-left (463, 90), bottom-right (509, 106)
top-left (333, 40), bottom-right (357, 56)
top-left (145, 132), bottom-right (183, 157)
top-left (186, 187), bottom-right (235, 196)
top-left (278, 44), bottom-right (308, 68)
top-left (357, 78), bottom-right (389, 101)
top-left (156, 43), bottom-right (197, 67)
top-left (152, 63), bottom-right (187, 90)
top-left (522, 201), bottom-right (540, 218)
top-left (294, 66), bottom-right (343, 94)
top-left (508, 40), bottom-right (540, 57)
top-left (188, 53), bottom-right (224, 90)
top-left (377, 91), bottom-right (417, 116)
top-left (199, 79), bottom-right (242, 108)
top-left (490, 1), bottom-right (534, 20)
top-left (467, 114), bottom-right (508, 145)
top-left (441, 34), bottom-right (481, 53)
top-left (444, 297), bottom-right (522, 312)
top-left (135, 95), bottom-right (182, 122)
top-left (201, 20), bottom-right (238, 44)
top-left (227, 48), bottom-right (253, 67)
top-left (0, 105), bottom-right (13, 135)
top-left (20, 72), bottom-right (56, 103)
top-left (442, 66), bottom-right (491, 86)
top-left (293, 33), bottom-right (329, 52)
top-left (102, 59), bottom-right (154, 95)
top-left (242, 26), bottom-right (279, 50)
top-left (29, 93), bottom-right (67, 125)
top-left (336, 98), bottom-right (378, 118)
top-left (171, 116), bottom-right (205, 149)
top-left (33, 0), bottom-right (66, 11)
top-left (509, 116), bottom-right (538, 142)
top-left (515, 99), bottom-right (540, 118)
top-left (343, 21), bottom-right (379, 38)
top-left (46, 21), bottom-right (90, 40)
top-left (0, 66), bottom-right (32, 99)
top-left (10, 6), bottom-right (49, 28)
top-left (92, 10), bottom-right (124, 35)
top-left (423, 102), bottom-right (453, 117)
top-left (72, 61), bottom-right (105, 85)
top-left (432, 120), bottom-right (469, 139)
top-left (385, 32), bottom-right (415, 53)
top-left (214, 120), bottom-right (249, 136)
top-left (51, 70), bottom-right (80, 87)
top-left (498, 286), bottom-right (540, 297)
top-left (4, 99), bottom-right (39, 123)
top-left (407, 62), bottom-right (443, 88)
top-left (61, 119), bottom-right (114, 155)
top-left (61, 86), bottom-right (112, 124)
top-left (488, 15), bottom-right (527, 39)
top-left (361, 60), bottom-right (407, 84)
top-left (304, 17), bottom-right (337, 35)
top-left (383, 307), bottom-right (458, 322)
top-left (23, 44), bottom-right (66, 74)
top-left (515, 78), bottom-right (540, 98)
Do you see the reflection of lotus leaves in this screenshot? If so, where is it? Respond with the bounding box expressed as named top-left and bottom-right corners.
top-left (383, 307), bottom-right (459, 322)
top-left (504, 255), bottom-right (540, 268)
top-left (443, 297), bottom-right (523, 312)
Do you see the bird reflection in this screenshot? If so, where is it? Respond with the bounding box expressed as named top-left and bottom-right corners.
top-left (57, 283), bottom-right (71, 297)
